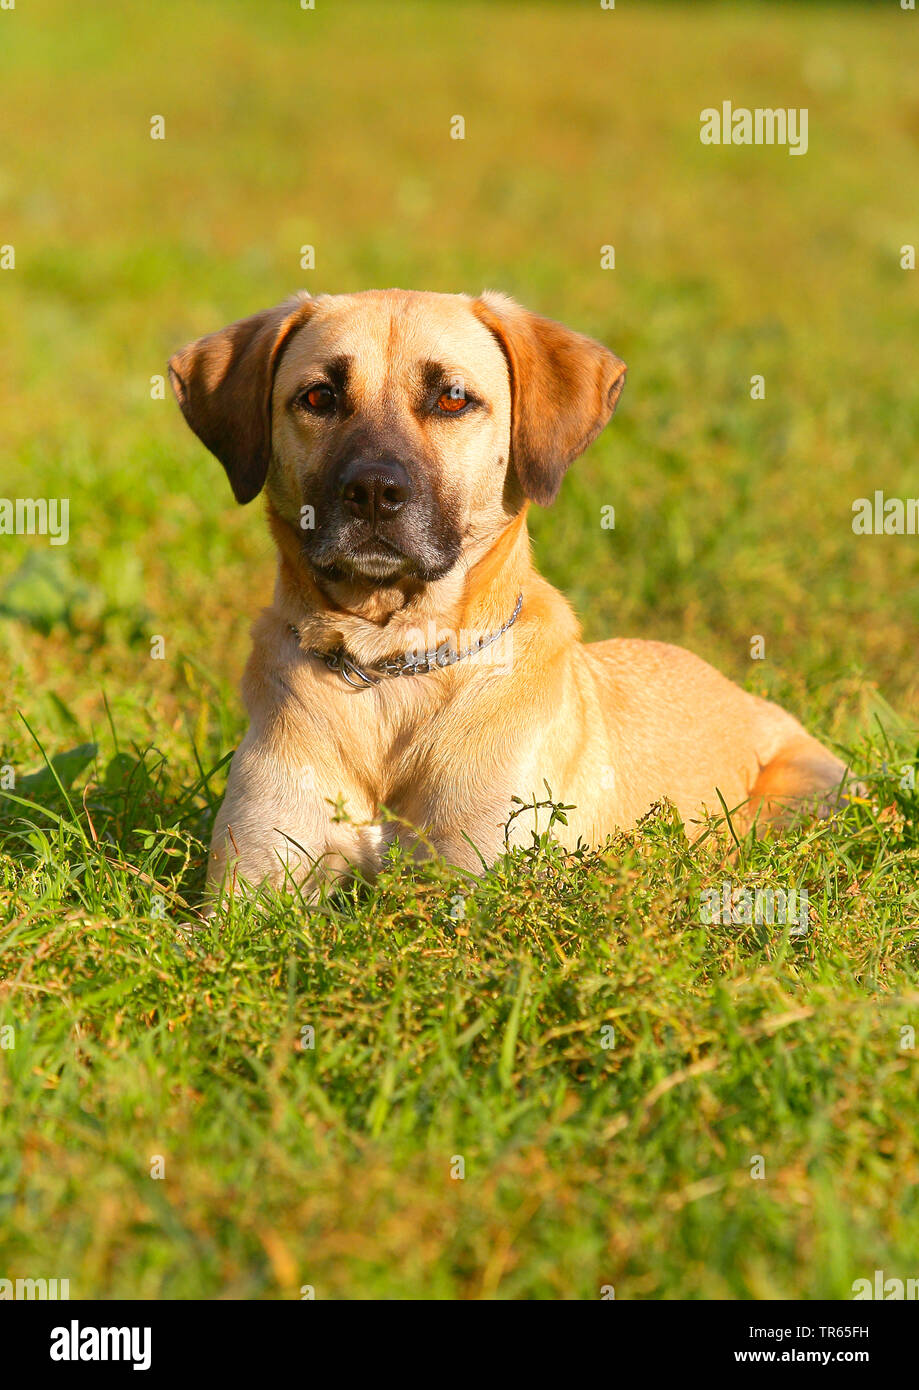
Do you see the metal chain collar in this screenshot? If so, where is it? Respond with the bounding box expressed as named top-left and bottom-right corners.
top-left (290, 593), bottom-right (524, 689)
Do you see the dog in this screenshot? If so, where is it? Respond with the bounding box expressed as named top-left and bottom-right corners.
top-left (168, 288), bottom-right (851, 896)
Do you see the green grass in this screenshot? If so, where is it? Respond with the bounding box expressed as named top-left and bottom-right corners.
top-left (1, 0), bottom-right (919, 1299)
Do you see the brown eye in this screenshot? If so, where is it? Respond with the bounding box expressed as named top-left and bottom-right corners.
top-left (300, 383), bottom-right (335, 414)
top-left (437, 390), bottom-right (468, 414)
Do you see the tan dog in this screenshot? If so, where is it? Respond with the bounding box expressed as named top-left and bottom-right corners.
top-left (169, 289), bottom-right (850, 895)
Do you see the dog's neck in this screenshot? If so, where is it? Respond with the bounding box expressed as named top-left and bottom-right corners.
top-left (267, 503), bottom-right (532, 669)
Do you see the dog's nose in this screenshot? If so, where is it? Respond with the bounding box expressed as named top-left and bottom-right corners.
top-left (340, 458), bottom-right (412, 523)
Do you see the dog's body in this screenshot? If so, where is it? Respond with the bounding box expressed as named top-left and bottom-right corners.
top-left (169, 289), bottom-right (849, 894)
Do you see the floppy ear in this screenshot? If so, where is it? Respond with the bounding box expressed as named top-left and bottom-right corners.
top-left (471, 291), bottom-right (626, 507)
top-left (168, 294), bottom-right (315, 504)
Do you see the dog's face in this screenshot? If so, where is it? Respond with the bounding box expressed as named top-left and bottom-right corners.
top-left (269, 291), bottom-right (515, 584)
top-left (169, 289), bottom-right (626, 590)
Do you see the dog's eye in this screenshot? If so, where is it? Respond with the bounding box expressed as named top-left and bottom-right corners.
top-left (298, 384), bottom-right (336, 414)
top-left (436, 390), bottom-right (468, 414)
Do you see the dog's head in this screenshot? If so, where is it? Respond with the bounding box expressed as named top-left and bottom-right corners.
top-left (169, 289), bottom-right (626, 587)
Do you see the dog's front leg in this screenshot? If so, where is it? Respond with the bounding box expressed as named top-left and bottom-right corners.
top-left (206, 729), bottom-right (383, 901)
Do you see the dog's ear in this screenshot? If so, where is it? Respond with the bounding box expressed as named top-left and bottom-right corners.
top-left (471, 291), bottom-right (626, 507)
top-left (168, 294), bottom-right (315, 504)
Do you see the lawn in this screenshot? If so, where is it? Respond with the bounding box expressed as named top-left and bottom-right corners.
top-left (1, 0), bottom-right (918, 1299)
